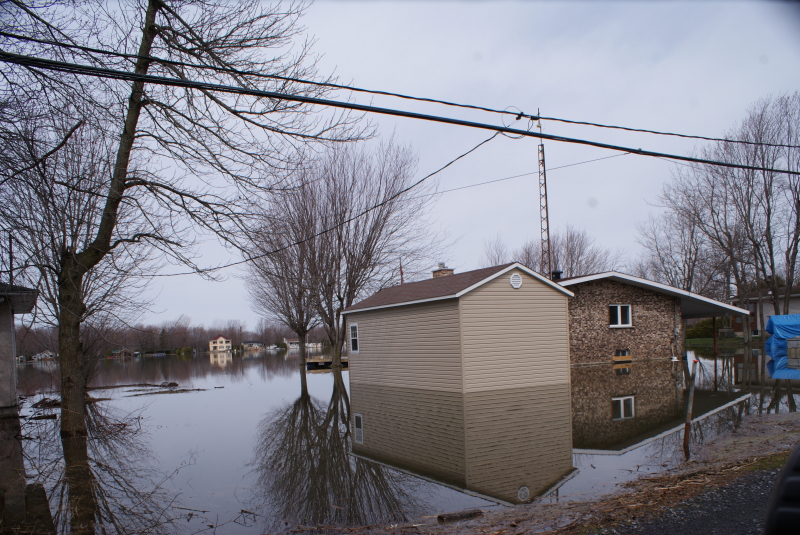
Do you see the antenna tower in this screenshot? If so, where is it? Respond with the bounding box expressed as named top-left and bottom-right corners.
top-left (538, 110), bottom-right (552, 278)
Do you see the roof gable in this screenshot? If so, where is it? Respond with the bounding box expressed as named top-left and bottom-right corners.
top-left (343, 263), bottom-right (573, 315)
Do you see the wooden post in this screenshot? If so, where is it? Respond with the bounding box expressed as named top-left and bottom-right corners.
top-left (713, 316), bottom-right (718, 392)
top-left (683, 359), bottom-right (698, 459)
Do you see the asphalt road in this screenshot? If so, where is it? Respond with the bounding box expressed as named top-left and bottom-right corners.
top-left (607, 469), bottom-right (780, 535)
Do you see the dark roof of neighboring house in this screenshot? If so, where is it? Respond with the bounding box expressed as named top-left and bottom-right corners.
top-left (343, 263), bottom-right (572, 314)
top-left (0, 282), bottom-right (38, 313)
top-left (0, 283), bottom-right (37, 294)
top-left (740, 286), bottom-right (800, 300)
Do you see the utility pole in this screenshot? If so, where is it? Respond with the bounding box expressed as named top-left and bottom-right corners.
top-left (538, 109), bottom-right (552, 278)
top-left (8, 233), bottom-right (13, 285)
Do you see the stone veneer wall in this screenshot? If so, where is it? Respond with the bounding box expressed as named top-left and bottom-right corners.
top-left (567, 279), bottom-right (683, 365)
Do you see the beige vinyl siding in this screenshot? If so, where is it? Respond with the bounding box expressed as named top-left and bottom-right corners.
top-left (347, 299), bottom-right (463, 391)
top-left (350, 383), bottom-right (466, 486)
top-left (463, 384), bottom-right (574, 502)
top-left (460, 268), bottom-right (572, 392)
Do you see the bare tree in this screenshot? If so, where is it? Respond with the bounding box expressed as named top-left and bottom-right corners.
top-left (245, 190), bottom-right (319, 362)
top-left (482, 226), bottom-right (622, 277)
top-left (245, 140), bottom-right (440, 366)
top-left (634, 212), bottom-right (724, 296)
top-left (482, 234), bottom-right (510, 267)
top-left (1, 0), bottom-right (367, 439)
top-left (659, 93), bottom-right (800, 315)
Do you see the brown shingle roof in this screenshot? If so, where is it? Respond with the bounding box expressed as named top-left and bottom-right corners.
top-left (343, 264), bottom-right (514, 314)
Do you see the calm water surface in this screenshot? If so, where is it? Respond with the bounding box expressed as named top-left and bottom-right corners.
top-left (13, 350), bottom-right (797, 534)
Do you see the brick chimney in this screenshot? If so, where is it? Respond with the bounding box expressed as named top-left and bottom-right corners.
top-left (432, 262), bottom-right (454, 278)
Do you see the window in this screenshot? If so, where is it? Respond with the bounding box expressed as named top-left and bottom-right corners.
top-left (350, 324), bottom-right (359, 353)
top-left (609, 305), bottom-right (632, 327)
top-left (612, 396), bottom-right (635, 420)
top-left (353, 413), bottom-right (364, 444)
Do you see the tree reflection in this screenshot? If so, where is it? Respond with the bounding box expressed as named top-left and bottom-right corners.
top-left (22, 401), bottom-right (178, 535)
top-left (249, 368), bottom-right (418, 530)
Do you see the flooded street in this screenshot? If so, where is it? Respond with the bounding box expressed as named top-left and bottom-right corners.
top-left (11, 348), bottom-right (798, 534)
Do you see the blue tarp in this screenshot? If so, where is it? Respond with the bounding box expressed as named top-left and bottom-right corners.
top-left (764, 314), bottom-right (800, 380)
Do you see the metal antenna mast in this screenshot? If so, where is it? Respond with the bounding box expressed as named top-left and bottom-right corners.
top-left (538, 109), bottom-right (552, 278)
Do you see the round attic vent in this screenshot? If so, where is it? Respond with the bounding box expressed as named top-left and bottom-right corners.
top-left (510, 273), bottom-right (522, 289)
top-left (517, 486), bottom-right (530, 502)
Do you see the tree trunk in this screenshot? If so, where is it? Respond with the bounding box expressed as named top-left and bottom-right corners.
top-left (62, 435), bottom-right (98, 535)
top-left (58, 266), bottom-right (87, 439)
top-left (331, 324), bottom-right (343, 367)
top-left (298, 331), bottom-right (307, 364)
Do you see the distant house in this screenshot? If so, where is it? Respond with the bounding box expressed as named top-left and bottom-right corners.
top-left (242, 341), bottom-right (263, 350)
top-left (208, 335), bottom-right (231, 352)
top-left (342, 263), bottom-right (576, 503)
top-left (110, 348), bottom-right (134, 358)
top-left (558, 271), bottom-right (749, 448)
top-left (283, 338), bottom-right (300, 350)
top-left (32, 350), bottom-right (56, 361)
top-left (736, 286), bottom-right (800, 335)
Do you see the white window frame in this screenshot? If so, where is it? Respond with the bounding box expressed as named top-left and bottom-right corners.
top-left (353, 413), bottom-right (364, 444)
top-left (612, 396), bottom-right (635, 420)
top-left (349, 323), bottom-right (359, 353)
top-left (609, 304), bottom-right (633, 328)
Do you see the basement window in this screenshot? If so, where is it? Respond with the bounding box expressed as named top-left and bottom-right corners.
top-left (354, 413), bottom-right (364, 444)
top-left (350, 324), bottom-right (359, 353)
top-left (612, 396), bottom-right (635, 420)
top-left (609, 305), bottom-right (632, 327)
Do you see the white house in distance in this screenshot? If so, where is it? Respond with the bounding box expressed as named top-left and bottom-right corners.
top-left (208, 335), bottom-right (231, 352)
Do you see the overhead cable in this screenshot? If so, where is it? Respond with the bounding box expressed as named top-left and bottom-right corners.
top-left (2, 31), bottom-right (798, 150)
top-left (2, 51), bottom-right (798, 176)
top-left (146, 133), bottom-right (500, 276)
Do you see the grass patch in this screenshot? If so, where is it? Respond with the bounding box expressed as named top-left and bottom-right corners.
top-left (743, 450), bottom-right (792, 472)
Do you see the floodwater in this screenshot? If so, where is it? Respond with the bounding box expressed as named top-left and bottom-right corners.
top-left (10, 349), bottom-right (799, 534)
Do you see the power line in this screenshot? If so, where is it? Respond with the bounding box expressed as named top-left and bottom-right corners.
top-left (147, 133), bottom-right (500, 277)
top-left (2, 51), bottom-right (799, 176)
top-left (414, 153), bottom-right (630, 200)
top-left (2, 31), bottom-right (799, 150)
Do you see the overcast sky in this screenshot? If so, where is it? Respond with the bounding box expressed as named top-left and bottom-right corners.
top-left (141, 0), bottom-right (800, 330)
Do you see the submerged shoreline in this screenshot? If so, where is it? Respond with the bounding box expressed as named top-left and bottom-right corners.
top-left (308, 411), bottom-right (800, 535)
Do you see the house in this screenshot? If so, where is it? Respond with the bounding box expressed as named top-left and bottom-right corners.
top-left (1, 283), bottom-right (38, 408)
top-left (242, 341), bottom-right (264, 350)
top-left (283, 338), bottom-right (300, 350)
top-left (558, 271), bottom-right (749, 448)
top-left (110, 348), bottom-right (134, 359)
top-left (208, 335), bottom-right (231, 352)
top-left (342, 263), bottom-right (576, 503)
top-left (736, 286), bottom-right (800, 335)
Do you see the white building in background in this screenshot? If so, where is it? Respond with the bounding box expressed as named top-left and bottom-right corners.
top-left (209, 335), bottom-right (232, 352)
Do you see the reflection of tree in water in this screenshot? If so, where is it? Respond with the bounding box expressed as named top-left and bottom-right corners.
top-left (22, 401), bottom-right (178, 534)
top-left (250, 368), bottom-right (419, 530)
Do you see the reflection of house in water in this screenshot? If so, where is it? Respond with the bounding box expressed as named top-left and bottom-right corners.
top-left (343, 263), bottom-right (575, 504)
top-left (571, 360), bottom-right (681, 449)
top-left (350, 383), bottom-right (573, 504)
top-left (209, 351), bottom-right (232, 367)
top-left (560, 272), bottom-right (749, 449)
